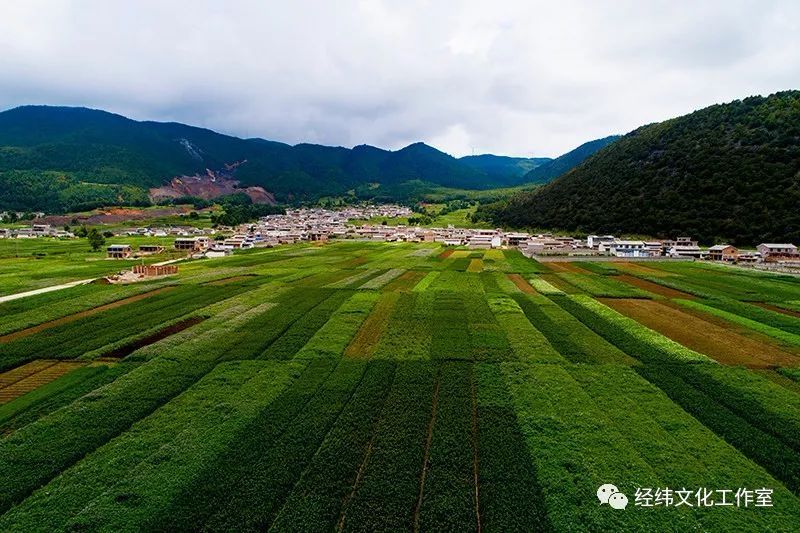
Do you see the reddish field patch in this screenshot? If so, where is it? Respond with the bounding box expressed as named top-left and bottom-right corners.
top-left (344, 293), bottom-right (399, 359)
top-left (615, 262), bottom-right (672, 277)
top-left (507, 274), bottom-right (535, 294)
top-left (438, 249), bottom-right (455, 260)
top-left (0, 286), bottom-right (176, 344)
top-left (601, 298), bottom-right (800, 368)
top-left (752, 301), bottom-right (800, 319)
top-left (543, 261), bottom-right (584, 273)
top-left (0, 360), bottom-right (86, 404)
top-left (616, 274), bottom-right (695, 299)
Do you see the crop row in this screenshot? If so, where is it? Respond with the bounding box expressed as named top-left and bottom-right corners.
top-left (339, 361), bottom-right (438, 530)
top-left (429, 292), bottom-right (473, 360)
top-left (261, 290), bottom-right (354, 360)
top-left (527, 276), bottom-right (564, 295)
top-left (360, 268), bottom-right (405, 289)
top-left (0, 360), bottom-right (300, 531)
top-left (0, 362), bottom-right (134, 435)
top-left (636, 363), bottom-right (800, 494)
top-left (345, 293), bottom-right (400, 359)
top-left (372, 292), bottom-right (434, 360)
top-left (201, 359), bottom-right (366, 531)
top-left (474, 363), bottom-right (551, 530)
top-left (294, 292), bottom-right (379, 359)
top-left (269, 361), bottom-right (397, 531)
top-left (555, 272), bottom-right (651, 298)
top-left (412, 271), bottom-right (440, 292)
top-left (512, 293), bottom-right (634, 364)
top-left (549, 294), bottom-right (710, 363)
top-left (486, 294), bottom-right (565, 363)
top-left (0, 289), bottom-right (289, 513)
top-left (502, 250), bottom-right (547, 274)
top-left (676, 298), bottom-right (800, 346)
top-left (503, 362), bottom-right (800, 530)
top-left (0, 284), bottom-right (240, 371)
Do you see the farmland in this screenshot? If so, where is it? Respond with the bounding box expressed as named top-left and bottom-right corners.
top-left (1, 241), bottom-right (800, 530)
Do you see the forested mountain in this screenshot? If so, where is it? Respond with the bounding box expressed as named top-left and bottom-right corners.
top-left (458, 154), bottom-right (551, 186)
top-left (521, 135), bottom-right (620, 183)
top-left (0, 106), bottom-right (552, 212)
top-left (480, 91), bottom-right (800, 245)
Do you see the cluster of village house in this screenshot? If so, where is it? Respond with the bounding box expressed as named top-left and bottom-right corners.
top-left (2, 206), bottom-right (798, 264)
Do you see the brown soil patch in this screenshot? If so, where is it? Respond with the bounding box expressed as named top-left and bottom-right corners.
top-left (438, 249), bottom-right (454, 260)
top-left (507, 274), bottom-right (535, 294)
top-left (102, 316), bottom-right (207, 359)
top-left (345, 293), bottom-right (399, 358)
top-left (616, 274), bottom-right (695, 299)
top-left (0, 360), bottom-right (86, 404)
top-left (752, 302), bottom-right (800, 319)
top-left (383, 271), bottom-right (427, 293)
top-left (616, 262), bottom-right (672, 277)
top-left (205, 275), bottom-right (258, 286)
top-left (600, 298), bottom-right (800, 368)
top-left (543, 261), bottom-right (584, 273)
top-left (0, 286), bottom-right (176, 344)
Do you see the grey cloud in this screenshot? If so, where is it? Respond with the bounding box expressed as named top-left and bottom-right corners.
top-left (0, 0), bottom-right (797, 157)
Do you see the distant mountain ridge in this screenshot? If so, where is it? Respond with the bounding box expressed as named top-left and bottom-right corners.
top-left (0, 105), bottom-right (610, 212)
top-left (481, 91), bottom-right (800, 245)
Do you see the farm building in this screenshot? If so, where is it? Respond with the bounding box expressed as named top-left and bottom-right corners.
top-left (605, 240), bottom-right (650, 258)
top-left (138, 244), bottom-right (165, 255)
top-left (757, 243), bottom-right (799, 260)
top-left (174, 237), bottom-right (210, 252)
top-left (132, 264), bottom-right (178, 277)
top-left (706, 244), bottom-right (739, 261)
top-left (107, 244), bottom-right (132, 259)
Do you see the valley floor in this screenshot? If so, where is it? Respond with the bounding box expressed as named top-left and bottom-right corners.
top-left (1, 241), bottom-right (800, 530)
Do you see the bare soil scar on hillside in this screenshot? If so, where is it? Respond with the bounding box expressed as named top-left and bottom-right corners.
top-left (600, 298), bottom-right (800, 368)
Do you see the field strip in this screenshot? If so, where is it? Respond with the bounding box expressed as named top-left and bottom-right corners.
top-left (345, 293), bottom-right (400, 359)
top-left (0, 286), bottom-right (176, 343)
top-left (470, 367), bottom-right (482, 533)
top-left (0, 278), bottom-right (97, 304)
top-left (0, 360), bottom-right (59, 389)
top-left (413, 372), bottom-right (441, 533)
top-left (615, 273), bottom-right (695, 299)
top-left (101, 316), bottom-right (208, 359)
top-left (506, 273), bottom-right (535, 294)
top-left (601, 298), bottom-right (800, 367)
top-left (753, 301), bottom-right (800, 319)
top-left (0, 361), bottom-right (86, 404)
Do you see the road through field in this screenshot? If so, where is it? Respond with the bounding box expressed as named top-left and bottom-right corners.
top-left (0, 278), bottom-right (97, 304)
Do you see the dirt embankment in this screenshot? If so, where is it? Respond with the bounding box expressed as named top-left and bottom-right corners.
top-left (149, 166), bottom-right (275, 205)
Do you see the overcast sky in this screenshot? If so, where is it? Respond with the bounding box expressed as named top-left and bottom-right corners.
top-left (0, 0), bottom-right (798, 157)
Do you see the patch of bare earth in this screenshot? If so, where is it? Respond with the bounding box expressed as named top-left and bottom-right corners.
top-left (752, 301), bottom-right (800, 319)
top-left (507, 274), bottom-right (535, 294)
top-left (543, 261), bottom-right (583, 273)
top-left (600, 298), bottom-right (800, 368)
top-left (616, 274), bottom-right (696, 299)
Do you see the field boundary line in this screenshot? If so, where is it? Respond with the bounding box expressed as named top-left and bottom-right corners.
top-left (413, 370), bottom-right (441, 533)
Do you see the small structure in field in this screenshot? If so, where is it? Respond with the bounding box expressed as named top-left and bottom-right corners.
top-left (107, 244), bottom-right (132, 259)
top-left (138, 244), bottom-right (165, 255)
top-left (132, 264), bottom-right (178, 277)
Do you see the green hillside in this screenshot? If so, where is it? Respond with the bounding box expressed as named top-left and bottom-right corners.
top-left (482, 91), bottom-right (800, 244)
top-left (521, 135), bottom-right (620, 184)
top-left (0, 106), bottom-right (551, 212)
top-left (458, 154), bottom-right (551, 185)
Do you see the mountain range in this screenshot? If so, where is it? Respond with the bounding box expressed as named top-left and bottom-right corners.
top-left (0, 106), bottom-right (613, 213)
top-left (481, 91), bottom-right (800, 245)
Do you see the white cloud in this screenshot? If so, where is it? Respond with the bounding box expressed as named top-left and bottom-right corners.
top-left (0, 0), bottom-right (797, 157)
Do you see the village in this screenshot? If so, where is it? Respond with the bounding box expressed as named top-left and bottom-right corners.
top-left (2, 206), bottom-right (799, 268)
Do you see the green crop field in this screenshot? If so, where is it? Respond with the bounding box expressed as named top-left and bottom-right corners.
top-left (1, 241), bottom-right (800, 530)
